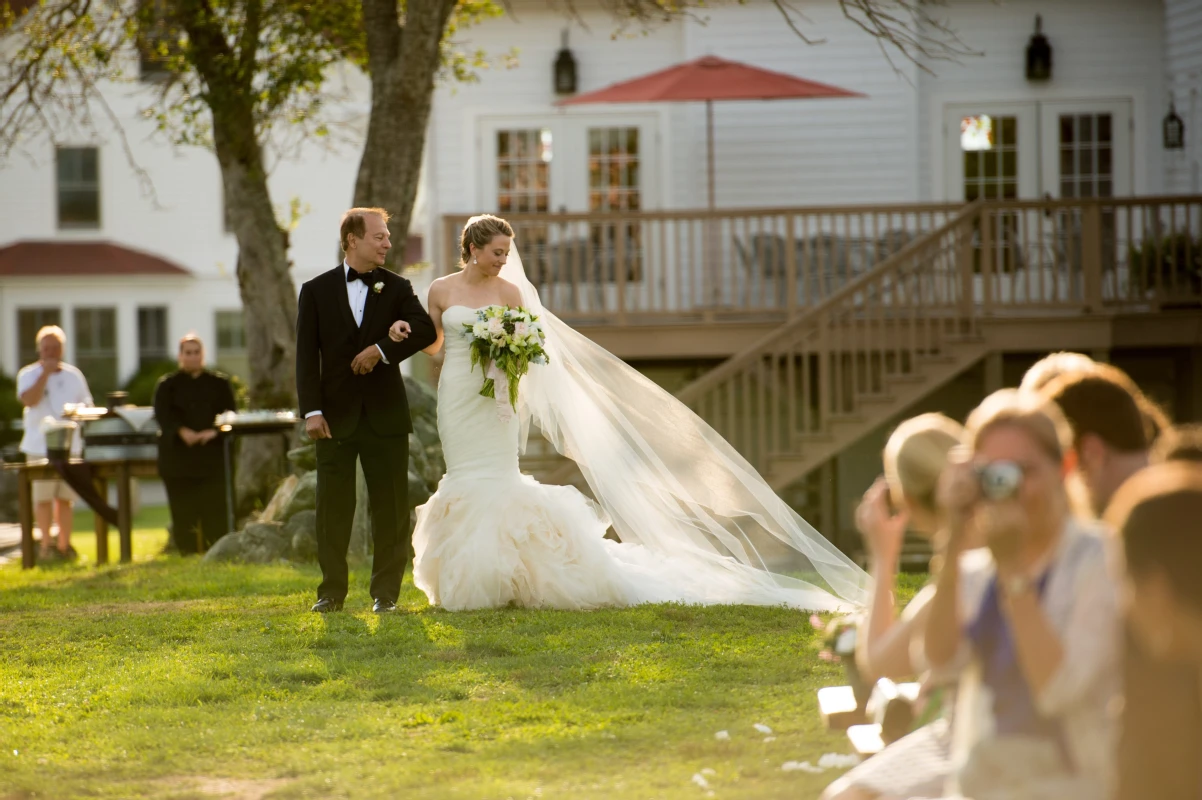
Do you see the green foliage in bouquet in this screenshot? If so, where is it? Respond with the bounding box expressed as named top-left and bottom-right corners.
top-left (463, 305), bottom-right (549, 411)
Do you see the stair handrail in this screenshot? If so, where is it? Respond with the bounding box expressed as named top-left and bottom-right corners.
top-left (674, 200), bottom-right (986, 406)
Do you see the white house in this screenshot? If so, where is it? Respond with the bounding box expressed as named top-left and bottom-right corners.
top-left (0, 0), bottom-right (1198, 393)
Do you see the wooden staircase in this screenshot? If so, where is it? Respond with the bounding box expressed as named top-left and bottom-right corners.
top-left (524, 196), bottom-right (1202, 500)
top-left (528, 202), bottom-right (991, 492)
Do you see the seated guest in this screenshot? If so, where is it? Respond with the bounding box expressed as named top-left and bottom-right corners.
top-left (1153, 424), bottom-right (1202, 465)
top-left (1039, 366), bottom-right (1198, 800)
top-left (1039, 365), bottom-right (1162, 516)
top-left (822, 413), bottom-right (969, 800)
top-left (925, 390), bottom-right (1119, 800)
top-left (1019, 351), bottom-right (1098, 394)
top-left (153, 334), bottom-right (237, 554)
top-left (1107, 464), bottom-right (1202, 794)
top-left (16, 324), bottom-right (93, 561)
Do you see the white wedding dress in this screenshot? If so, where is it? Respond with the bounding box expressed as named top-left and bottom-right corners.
top-left (411, 231), bottom-right (871, 613)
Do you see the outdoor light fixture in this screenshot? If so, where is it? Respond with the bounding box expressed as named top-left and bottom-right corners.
top-left (1026, 15), bottom-right (1052, 81)
top-left (554, 30), bottom-right (577, 96)
top-left (1165, 100), bottom-right (1186, 150)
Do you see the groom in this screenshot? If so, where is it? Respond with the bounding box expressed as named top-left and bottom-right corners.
top-left (296, 207), bottom-right (436, 613)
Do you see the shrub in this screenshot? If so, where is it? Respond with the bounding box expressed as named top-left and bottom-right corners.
top-left (123, 360), bottom-right (179, 407)
top-left (1129, 233), bottom-right (1202, 297)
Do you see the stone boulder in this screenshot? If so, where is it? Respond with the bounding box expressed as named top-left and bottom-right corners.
top-left (286, 509), bottom-right (318, 562)
top-left (405, 375), bottom-right (438, 419)
top-left (203, 521), bottom-right (291, 564)
top-left (287, 443), bottom-right (317, 472)
top-left (280, 470), bottom-right (317, 520)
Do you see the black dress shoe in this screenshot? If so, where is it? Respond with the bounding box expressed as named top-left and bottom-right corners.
top-left (372, 599), bottom-right (398, 614)
top-left (311, 597), bottom-right (344, 613)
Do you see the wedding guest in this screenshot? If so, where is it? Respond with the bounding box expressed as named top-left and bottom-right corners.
top-left (822, 413), bottom-right (968, 800)
top-left (1039, 365), bottom-right (1161, 516)
top-left (153, 334), bottom-right (237, 554)
top-left (1018, 351), bottom-right (1097, 394)
top-left (1153, 424), bottom-right (1202, 464)
top-left (1038, 366), bottom-right (1198, 800)
top-left (924, 390), bottom-right (1119, 800)
top-left (16, 325), bottom-right (93, 561)
top-left (1107, 464), bottom-right (1202, 794)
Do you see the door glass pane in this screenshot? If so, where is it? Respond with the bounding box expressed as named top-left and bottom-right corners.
top-left (961, 114), bottom-right (1018, 202)
top-left (587, 127), bottom-right (642, 282)
top-left (1058, 113), bottom-right (1114, 199)
top-left (495, 128), bottom-right (551, 214)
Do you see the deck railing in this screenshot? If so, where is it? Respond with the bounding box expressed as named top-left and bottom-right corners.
top-left (443, 197), bottom-right (1201, 325)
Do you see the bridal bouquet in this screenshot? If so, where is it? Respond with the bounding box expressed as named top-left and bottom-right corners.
top-left (463, 305), bottom-right (549, 420)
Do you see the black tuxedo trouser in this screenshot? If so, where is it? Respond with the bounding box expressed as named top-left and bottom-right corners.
top-left (163, 476), bottom-right (228, 555)
top-left (315, 419), bottom-right (409, 604)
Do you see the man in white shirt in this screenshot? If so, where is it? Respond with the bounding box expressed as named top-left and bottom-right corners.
top-left (17, 325), bottom-right (94, 561)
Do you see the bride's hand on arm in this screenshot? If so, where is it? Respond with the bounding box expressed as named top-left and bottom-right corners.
top-left (421, 281), bottom-right (447, 356)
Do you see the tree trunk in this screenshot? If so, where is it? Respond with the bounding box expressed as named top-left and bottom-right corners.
top-left (183, 0), bottom-right (300, 518)
top-left (354, 0), bottom-right (458, 270)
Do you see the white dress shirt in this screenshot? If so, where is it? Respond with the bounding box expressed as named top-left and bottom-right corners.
top-left (305, 263), bottom-right (390, 420)
top-left (16, 362), bottom-right (93, 457)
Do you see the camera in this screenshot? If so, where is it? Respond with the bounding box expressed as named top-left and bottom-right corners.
top-left (977, 460), bottom-right (1023, 501)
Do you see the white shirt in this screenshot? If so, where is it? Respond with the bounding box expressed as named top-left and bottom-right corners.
top-left (304, 264), bottom-right (391, 420)
top-left (16, 362), bottom-right (93, 457)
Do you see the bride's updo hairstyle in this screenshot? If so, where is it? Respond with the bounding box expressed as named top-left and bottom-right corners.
top-left (460, 214), bottom-right (514, 267)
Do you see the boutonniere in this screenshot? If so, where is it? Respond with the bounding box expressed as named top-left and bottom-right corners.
top-left (372, 281), bottom-right (384, 294)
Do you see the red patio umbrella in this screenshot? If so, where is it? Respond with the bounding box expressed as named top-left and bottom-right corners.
top-left (556, 55), bottom-right (865, 209)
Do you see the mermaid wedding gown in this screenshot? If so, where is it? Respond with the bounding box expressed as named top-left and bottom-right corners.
top-left (411, 232), bottom-right (871, 613)
top-left (413, 305), bottom-right (685, 610)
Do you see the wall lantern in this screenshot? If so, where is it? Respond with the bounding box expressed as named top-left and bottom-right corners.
top-left (554, 30), bottom-right (577, 96)
top-left (1025, 15), bottom-right (1052, 82)
top-left (1165, 100), bottom-right (1186, 150)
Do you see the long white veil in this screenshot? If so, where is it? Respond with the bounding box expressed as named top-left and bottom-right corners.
top-left (493, 236), bottom-right (872, 612)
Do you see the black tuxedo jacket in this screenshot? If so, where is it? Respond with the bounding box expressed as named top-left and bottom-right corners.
top-left (295, 264), bottom-right (436, 439)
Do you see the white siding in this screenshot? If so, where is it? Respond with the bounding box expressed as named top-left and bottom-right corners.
top-left (1165, 0), bottom-right (1202, 193)
top-left (917, 0), bottom-right (1166, 200)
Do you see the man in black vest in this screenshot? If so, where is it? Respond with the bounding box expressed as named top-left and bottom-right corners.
top-left (296, 207), bottom-right (436, 613)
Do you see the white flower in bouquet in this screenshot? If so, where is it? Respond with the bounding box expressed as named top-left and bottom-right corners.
top-left (462, 304), bottom-right (550, 415)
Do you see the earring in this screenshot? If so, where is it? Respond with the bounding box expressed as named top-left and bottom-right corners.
top-left (473, 258), bottom-right (478, 265)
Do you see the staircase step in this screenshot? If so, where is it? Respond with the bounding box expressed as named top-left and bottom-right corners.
top-left (856, 393), bottom-right (897, 406)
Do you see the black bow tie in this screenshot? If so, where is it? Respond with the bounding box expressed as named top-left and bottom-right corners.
top-left (347, 268), bottom-right (375, 286)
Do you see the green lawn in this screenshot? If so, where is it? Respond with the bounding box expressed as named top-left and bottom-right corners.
top-left (1, 510), bottom-right (921, 800)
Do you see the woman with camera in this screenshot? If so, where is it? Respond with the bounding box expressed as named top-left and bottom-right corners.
top-left (923, 389), bottom-right (1119, 800)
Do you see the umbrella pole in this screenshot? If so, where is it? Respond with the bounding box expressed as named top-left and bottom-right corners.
top-left (706, 99), bottom-right (715, 210)
top-left (705, 99), bottom-right (718, 311)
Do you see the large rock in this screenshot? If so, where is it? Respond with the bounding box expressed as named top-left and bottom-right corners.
top-left (260, 474), bottom-right (299, 523)
top-left (405, 375), bottom-right (438, 419)
top-left (408, 468), bottom-right (430, 507)
top-left (203, 521), bottom-right (291, 564)
top-left (286, 509), bottom-right (318, 562)
top-left (281, 470), bottom-right (317, 520)
top-left (287, 443), bottom-right (317, 472)
top-left (411, 414), bottom-right (440, 450)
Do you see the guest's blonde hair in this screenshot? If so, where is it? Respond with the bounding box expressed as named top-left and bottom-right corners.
top-left (884, 413), bottom-right (964, 516)
top-left (1019, 351), bottom-right (1097, 393)
top-left (35, 325), bottom-right (65, 347)
top-left (966, 388), bottom-right (1073, 464)
top-left (178, 333), bottom-right (204, 352)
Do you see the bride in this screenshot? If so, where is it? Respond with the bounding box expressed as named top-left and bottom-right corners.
top-left (398, 214), bottom-right (870, 612)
